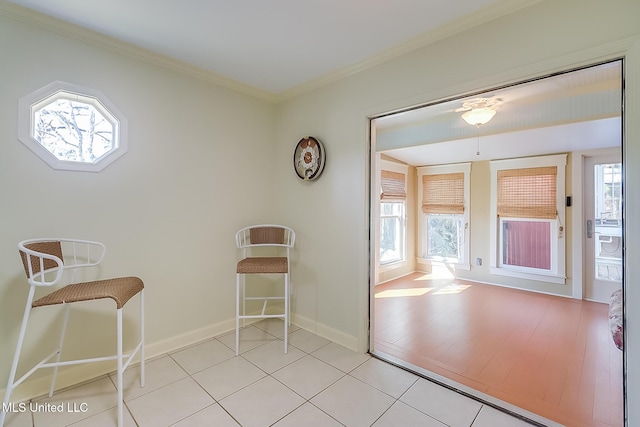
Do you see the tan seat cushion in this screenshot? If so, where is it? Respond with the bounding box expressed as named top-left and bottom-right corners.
top-left (32, 276), bottom-right (144, 309)
top-left (237, 257), bottom-right (288, 274)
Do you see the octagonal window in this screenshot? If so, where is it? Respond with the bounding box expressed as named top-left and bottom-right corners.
top-left (18, 81), bottom-right (128, 172)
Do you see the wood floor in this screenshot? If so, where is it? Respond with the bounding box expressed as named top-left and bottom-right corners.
top-left (373, 273), bottom-right (623, 427)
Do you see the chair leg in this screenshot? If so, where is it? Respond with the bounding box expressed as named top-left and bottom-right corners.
top-left (241, 275), bottom-right (246, 329)
top-left (287, 256), bottom-right (292, 327)
top-left (288, 281), bottom-right (292, 327)
top-left (1, 287), bottom-right (36, 427)
top-left (284, 273), bottom-right (289, 354)
top-left (140, 290), bottom-right (145, 388)
top-left (116, 308), bottom-right (123, 427)
top-left (235, 273), bottom-right (240, 355)
top-left (49, 304), bottom-right (71, 397)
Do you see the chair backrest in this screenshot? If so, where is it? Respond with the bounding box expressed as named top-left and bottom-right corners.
top-left (19, 240), bottom-right (64, 279)
top-left (250, 227), bottom-right (285, 245)
top-left (236, 225), bottom-right (295, 255)
top-left (18, 239), bottom-right (106, 287)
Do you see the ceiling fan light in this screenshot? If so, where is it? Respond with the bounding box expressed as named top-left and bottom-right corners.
top-left (462, 107), bottom-right (496, 126)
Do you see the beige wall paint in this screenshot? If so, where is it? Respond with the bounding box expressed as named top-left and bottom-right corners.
top-left (1, 0), bottom-right (639, 422)
top-left (276, 0), bottom-right (639, 344)
top-left (273, 0), bottom-right (640, 422)
top-left (0, 12), bottom-right (276, 399)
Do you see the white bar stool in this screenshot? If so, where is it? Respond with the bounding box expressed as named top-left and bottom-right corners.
top-left (1, 239), bottom-right (144, 427)
top-left (235, 225), bottom-right (295, 355)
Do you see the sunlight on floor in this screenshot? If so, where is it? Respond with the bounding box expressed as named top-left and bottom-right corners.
top-left (433, 284), bottom-right (472, 295)
top-left (412, 263), bottom-right (457, 281)
top-left (375, 287), bottom-right (433, 298)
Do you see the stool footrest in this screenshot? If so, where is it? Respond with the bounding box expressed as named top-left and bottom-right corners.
top-left (244, 296), bottom-right (285, 316)
top-left (238, 314), bottom-right (286, 319)
top-left (9, 339), bottom-right (143, 392)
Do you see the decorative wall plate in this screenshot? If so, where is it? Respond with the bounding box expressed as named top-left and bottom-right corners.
top-left (293, 136), bottom-right (325, 180)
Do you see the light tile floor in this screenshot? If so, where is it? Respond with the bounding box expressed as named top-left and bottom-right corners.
top-left (3, 320), bottom-right (536, 427)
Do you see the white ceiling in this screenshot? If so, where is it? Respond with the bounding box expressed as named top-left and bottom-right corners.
top-left (381, 118), bottom-right (621, 166)
top-left (3, 0), bottom-right (541, 97)
top-left (376, 61), bottom-right (623, 166)
top-left (2, 0), bottom-right (622, 165)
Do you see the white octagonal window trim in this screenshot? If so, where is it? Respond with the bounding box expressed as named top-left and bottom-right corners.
top-left (18, 81), bottom-right (128, 172)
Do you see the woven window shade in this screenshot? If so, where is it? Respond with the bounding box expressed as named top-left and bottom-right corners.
top-left (380, 170), bottom-right (407, 200)
top-left (422, 173), bottom-right (464, 214)
top-left (497, 166), bottom-right (557, 219)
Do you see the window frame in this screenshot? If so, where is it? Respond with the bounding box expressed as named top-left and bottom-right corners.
top-left (378, 160), bottom-right (408, 269)
top-left (379, 200), bottom-right (406, 266)
top-left (498, 217), bottom-right (559, 274)
top-left (424, 212), bottom-right (466, 261)
top-left (18, 81), bottom-right (128, 172)
top-left (417, 163), bottom-right (471, 270)
top-left (489, 154), bottom-right (567, 284)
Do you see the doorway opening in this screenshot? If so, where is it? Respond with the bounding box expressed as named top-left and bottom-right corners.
top-left (369, 59), bottom-right (624, 426)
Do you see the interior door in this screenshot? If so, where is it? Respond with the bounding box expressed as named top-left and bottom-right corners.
top-left (584, 153), bottom-right (622, 302)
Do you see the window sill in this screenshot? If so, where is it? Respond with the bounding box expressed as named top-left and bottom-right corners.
top-left (379, 260), bottom-right (407, 272)
top-left (489, 267), bottom-right (566, 284)
top-left (417, 258), bottom-right (470, 271)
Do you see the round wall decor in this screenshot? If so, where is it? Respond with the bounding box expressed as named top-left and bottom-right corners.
top-left (293, 136), bottom-right (325, 180)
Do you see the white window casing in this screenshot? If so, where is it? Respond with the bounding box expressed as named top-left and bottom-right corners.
top-left (378, 159), bottom-right (409, 270)
top-left (18, 81), bottom-right (128, 172)
top-left (489, 154), bottom-right (567, 284)
top-left (417, 162), bottom-right (471, 271)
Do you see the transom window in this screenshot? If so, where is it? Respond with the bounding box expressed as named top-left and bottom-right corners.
top-left (18, 81), bottom-right (128, 172)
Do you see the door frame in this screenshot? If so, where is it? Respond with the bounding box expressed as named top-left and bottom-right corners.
top-left (583, 150), bottom-right (623, 302)
top-left (367, 58), bottom-right (627, 423)
top-left (571, 147), bottom-right (624, 300)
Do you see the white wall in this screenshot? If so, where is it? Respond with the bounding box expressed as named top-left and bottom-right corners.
top-left (0, 10), bottom-right (276, 399)
top-left (1, 0), bottom-right (640, 423)
top-left (273, 0), bottom-right (640, 423)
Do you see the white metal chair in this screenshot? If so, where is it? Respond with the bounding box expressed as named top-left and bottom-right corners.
top-left (235, 225), bottom-right (295, 355)
top-left (1, 239), bottom-right (144, 427)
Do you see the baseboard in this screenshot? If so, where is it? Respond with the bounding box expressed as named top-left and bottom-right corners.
top-left (0, 315), bottom-right (359, 403)
top-left (143, 318), bottom-right (237, 360)
top-left (0, 361), bottom-right (115, 405)
top-left (291, 313), bottom-right (359, 351)
top-left (0, 318), bottom-right (236, 404)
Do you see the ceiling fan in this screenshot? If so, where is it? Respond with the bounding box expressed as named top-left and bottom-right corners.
top-left (455, 97), bottom-right (501, 113)
top-left (456, 97), bottom-right (501, 126)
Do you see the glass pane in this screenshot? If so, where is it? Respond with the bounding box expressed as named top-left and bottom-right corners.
top-left (380, 218), bottom-right (401, 263)
top-left (594, 163), bottom-right (622, 281)
top-left (381, 202), bottom-right (402, 216)
top-left (426, 215), bottom-right (461, 259)
top-left (502, 220), bottom-right (551, 270)
top-left (380, 202), bottom-right (404, 264)
top-left (33, 98), bottom-right (115, 163)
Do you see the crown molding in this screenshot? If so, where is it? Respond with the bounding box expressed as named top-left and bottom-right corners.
top-left (1, 0), bottom-right (543, 104)
top-left (0, 0), bottom-right (280, 103)
top-left (277, 0), bottom-right (545, 101)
